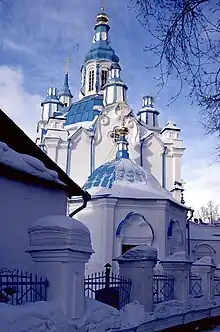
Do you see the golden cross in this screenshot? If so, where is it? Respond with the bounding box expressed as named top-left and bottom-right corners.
top-left (101, 0), bottom-right (105, 12)
top-left (65, 57), bottom-right (70, 73)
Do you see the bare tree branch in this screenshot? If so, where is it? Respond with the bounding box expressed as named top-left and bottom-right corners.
top-left (130, 0), bottom-right (220, 138)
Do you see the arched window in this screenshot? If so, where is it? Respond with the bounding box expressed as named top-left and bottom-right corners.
top-left (88, 69), bottom-right (95, 92)
top-left (167, 220), bottom-right (183, 255)
top-left (101, 69), bottom-right (108, 89)
top-left (193, 244), bottom-right (215, 261)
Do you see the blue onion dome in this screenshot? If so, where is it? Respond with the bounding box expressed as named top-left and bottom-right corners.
top-left (84, 11), bottom-right (119, 63)
top-left (84, 128), bottom-right (175, 201)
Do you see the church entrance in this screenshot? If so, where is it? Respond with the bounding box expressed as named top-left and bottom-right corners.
top-left (122, 244), bottom-right (137, 255)
top-left (116, 213), bottom-right (154, 258)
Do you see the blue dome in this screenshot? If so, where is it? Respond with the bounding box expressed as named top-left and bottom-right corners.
top-left (83, 156), bottom-right (173, 200)
top-left (83, 130), bottom-right (177, 201)
top-left (84, 13), bottom-right (119, 64)
top-left (84, 41), bottom-right (119, 63)
top-left (84, 158), bottom-right (151, 190)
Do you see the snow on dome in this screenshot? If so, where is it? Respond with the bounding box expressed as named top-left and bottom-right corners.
top-left (115, 245), bottom-right (157, 262)
top-left (84, 156), bottom-right (178, 202)
top-left (29, 215), bottom-right (94, 254)
top-left (193, 256), bottom-right (216, 267)
top-left (31, 215), bottom-right (90, 235)
top-left (164, 251), bottom-right (192, 262)
top-left (0, 141), bottom-right (64, 185)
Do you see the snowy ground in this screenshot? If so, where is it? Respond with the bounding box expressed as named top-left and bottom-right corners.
top-left (1, 298), bottom-right (220, 332)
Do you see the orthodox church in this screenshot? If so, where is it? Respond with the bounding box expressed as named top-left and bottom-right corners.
top-left (35, 5), bottom-right (220, 273)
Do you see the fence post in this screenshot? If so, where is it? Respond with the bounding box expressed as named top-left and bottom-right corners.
top-left (113, 245), bottom-right (157, 313)
top-left (27, 215), bottom-right (94, 320)
top-left (161, 251), bottom-right (192, 302)
top-left (105, 263), bottom-right (111, 289)
top-left (191, 256), bottom-right (216, 301)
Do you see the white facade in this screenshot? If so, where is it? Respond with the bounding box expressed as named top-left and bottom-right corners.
top-left (70, 197), bottom-right (187, 274)
top-left (35, 8), bottom-right (220, 273)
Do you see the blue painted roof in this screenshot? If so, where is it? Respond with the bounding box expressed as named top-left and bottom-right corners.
top-left (65, 94), bottom-right (103, 125)
top-left (84, 158), bottom-right (148, 191)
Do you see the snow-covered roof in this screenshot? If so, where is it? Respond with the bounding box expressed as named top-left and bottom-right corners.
top-left (0, 141), bottom-right (64, 185)
top-left (161, 120), bottom-right (180, 133)
top-left (84, 144), bottom-right (186, 208)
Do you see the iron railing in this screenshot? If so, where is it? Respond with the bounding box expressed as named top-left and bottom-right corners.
top-left (84, 263), bottom-right (132, 309)
top-left (189, 273), bottom-right (203, 298)
top-left (214, 275), bottom-right (220, 297)
top-left (153, 272), bottom-right (174, 304)
top-left (0, 268), bottom-right (49, 305)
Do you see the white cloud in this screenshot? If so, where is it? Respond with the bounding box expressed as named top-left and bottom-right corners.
top-left (0, 66), bottom-right (42, 140)
top-left (182, 137), bottom-right (220, 210)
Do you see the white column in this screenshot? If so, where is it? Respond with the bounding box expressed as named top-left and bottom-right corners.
top-left (114, 245), bottom-right (157, 313)
top-left (192, 256), bottom-right (216, 301)
top-left (27, 215), bottom-right (94, 320)
top-left (161, 251), bottom-right (192, 302)
top-left (45, 138), bottom-right (60, 163)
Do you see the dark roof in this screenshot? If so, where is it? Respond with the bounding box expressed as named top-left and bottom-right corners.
top-left (65, 94), bottom-right (103, 125)
top-left (0, 108), bottom-right (90, 199)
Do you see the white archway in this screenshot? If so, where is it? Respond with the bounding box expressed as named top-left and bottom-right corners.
top-left (193, 243), bottom-right (216, 261)
top-left (167, 219), bottom-right (183, 255)
top-left (116, 213), bottom-right (154, 255)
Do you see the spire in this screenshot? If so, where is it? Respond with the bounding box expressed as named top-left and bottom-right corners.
top-left (116, 102), bottom-right (129, 160)
top-left (83, 4), bottom-right (119, 64)
top-left (59, 58), bottom-right (73, 107)
top-left (103, 62), bottom-right (128, 106)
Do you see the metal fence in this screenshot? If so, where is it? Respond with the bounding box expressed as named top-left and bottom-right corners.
top-left (84, 263), bottom-right (132, 309)
top-left (0, 268), bottom-right (49, 305)
top-left (214, 275), bottom-right (220, 297)
top-left (189, 273), bottom-right (203, 298)
top-left (153, 272), bottom-right (174, 304)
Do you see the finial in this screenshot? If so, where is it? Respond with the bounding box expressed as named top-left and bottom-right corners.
top-left (65, 57), bottom-right (70, 74)
top-left (101, 0), bottom-right (105, 12)
top-left (117, 102), bottom-right (129, 137)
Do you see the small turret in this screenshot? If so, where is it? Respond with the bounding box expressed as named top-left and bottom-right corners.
top-left (103, 62), bottom-right (128, 106)
top-left (137, 96), bottom-right (160, 130)
top-left (41, 87), bottom-right (63, 121)
top-left (59, 59), bottom-right (73, 107)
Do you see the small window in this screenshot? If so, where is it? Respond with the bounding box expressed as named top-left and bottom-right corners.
top-left (89, 70), bottom-right (94, 92)
top-left (101, 69), bottom-right (108, 89)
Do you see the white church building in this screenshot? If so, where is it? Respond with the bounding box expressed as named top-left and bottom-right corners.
top-left (35, 6), bottom-right (220, 273)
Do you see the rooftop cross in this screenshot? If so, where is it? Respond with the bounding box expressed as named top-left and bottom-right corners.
top-left (101, 0), bottom-right (105, 12)
top-left (65, 57), bottom-right (70, 74)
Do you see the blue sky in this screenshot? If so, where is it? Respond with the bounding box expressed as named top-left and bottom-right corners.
top-left (0, 0), bottom-right (220, 210)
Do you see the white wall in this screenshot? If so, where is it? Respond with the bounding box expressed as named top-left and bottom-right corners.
top-left (71, 197), bottom-right (187, 274)
top-left (0, 176), bottom-right (67, 272)
top-left (189, 221), bottom-right (220, 264)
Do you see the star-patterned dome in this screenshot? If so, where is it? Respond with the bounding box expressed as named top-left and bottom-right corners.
top-left (84, 129), bottom-right (177, 202)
